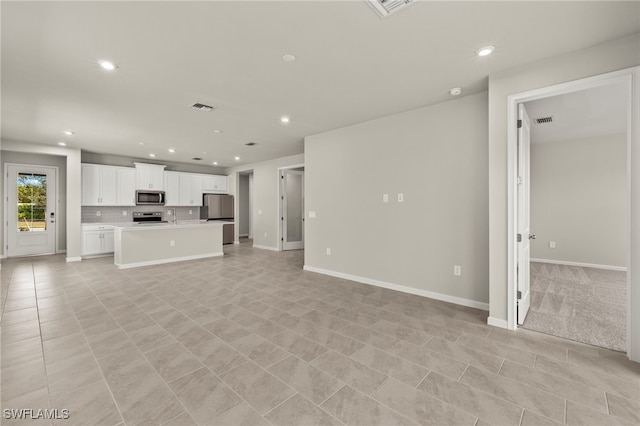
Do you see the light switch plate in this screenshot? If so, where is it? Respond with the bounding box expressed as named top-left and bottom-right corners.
top-left (383, 194), bottom-right (389, 203)
top-left (397, 193), bottom-right (404, 203)
top-left (309, 211), bottom-right (316, 218)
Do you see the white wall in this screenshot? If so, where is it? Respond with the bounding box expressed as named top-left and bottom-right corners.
top-left (305, 92), bottom-right (489, 308)
top-left (530, 134), bottom-right (627, 267)
top-left (1, 140), bottom-right (82, 261)
top-left (226, 154), bottom-right (304, 249)
top-left (488, 33), bottom-right (640, 330)
top-left (1, 151), bottom-right (68, 254)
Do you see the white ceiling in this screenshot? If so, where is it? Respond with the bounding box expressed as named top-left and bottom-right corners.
top-left (526, 82), bottom-right (629, 144)
top-left (2, 1), bottom-right (639, 168)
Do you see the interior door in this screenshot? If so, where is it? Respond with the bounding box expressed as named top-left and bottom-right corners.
top-left (281, 169), bottom-right (304, 250)
top-left (6, 164), bottom-right (57, 257)
top-left (517, 104), bottom-right (532, 325)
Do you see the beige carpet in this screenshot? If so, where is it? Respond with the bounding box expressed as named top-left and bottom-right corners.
top-left (522, 262), bottom-right (627, 352)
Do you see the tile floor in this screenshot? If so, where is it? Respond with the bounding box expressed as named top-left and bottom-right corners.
top-left (1, 243), bottom-right (639, 426)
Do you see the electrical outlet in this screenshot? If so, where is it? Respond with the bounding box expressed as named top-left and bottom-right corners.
top-left (397, 193), bottom-right (404, 203)
top-left (122, 211), bottom-right (127, 216)
top-left (326, 248), bottom-right (331, 256)
top-left (188, 210), bottom-right (192, 215)
top-left (453, 265), bottom-right (462, 276)
top-left (549, 241), bottom-right (556, 249)
top-left (258, 210), bottom-right (263, 215)
top-left (309, 211), bottom-right (316, 219)
top-left (96, 211), bottom-right (101, 217)
top-left (383, 194), bottom-right (389, 203)
top-left (170, 240), bottom-right (175, 247)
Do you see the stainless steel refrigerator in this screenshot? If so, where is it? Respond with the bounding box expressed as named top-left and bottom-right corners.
top-left (200, 194), bottom-right (234, 244)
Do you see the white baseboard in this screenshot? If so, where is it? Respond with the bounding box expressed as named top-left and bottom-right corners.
top-left (65, 256), bottom-right (82, 263)
top-left (115, 252), bottom-right (223, 269)
top-left (253, 245), bottom-right (279, 252)
top-left (57, 250), bottom-right (67, 254)
top-left (303, 265), bottom-right (489, 311)
top-left (530, 258), bottom-right (627, 272)
top-left (487, 316), bottom-right (509, 329)
top-left (239, 234), bottom-right (249, 238)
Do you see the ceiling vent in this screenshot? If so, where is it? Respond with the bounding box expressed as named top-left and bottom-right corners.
top-left (191, 103), bottom-right (215, 112)
top-left (367, 0), bottom-right (415, 17)
top-left (192, 157), bottom-right (202, 161)
top-left (535, 116), bottom-right (554, 124)
top-left (245, 142), bottom-right (257, 146)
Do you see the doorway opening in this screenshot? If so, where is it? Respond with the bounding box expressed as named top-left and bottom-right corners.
top-left (518, 83), bottom-right (629, 351)
top-left (279, 166), bottom-right (304, 251)
top-left (507, 67), bottom-right (638, 361)
top-left (4, 164), bottom-right (58, 257)
top-left (237, 170), bottom-right (253, 245)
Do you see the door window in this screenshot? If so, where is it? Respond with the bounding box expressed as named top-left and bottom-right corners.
top-left (17, 172), bottom-right (48, 232)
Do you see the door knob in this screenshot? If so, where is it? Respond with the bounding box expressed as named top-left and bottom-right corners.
top-left (529, 234), bottom-right (536, 240)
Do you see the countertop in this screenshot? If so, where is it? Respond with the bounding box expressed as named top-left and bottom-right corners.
top-left (83, 220), bottom-right (234, 231)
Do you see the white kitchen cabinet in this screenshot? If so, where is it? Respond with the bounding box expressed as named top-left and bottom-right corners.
top-left (164, 171), bottom-right (203, 206)
top-left (180, 173), bottom-right (203, 206)
top-left (116, 167), bottom-right (136, 206)
top-left (164, 172), bottom-right (181, 206)
top-left (134, 163), bottom-right (166, 190)
top-left (82, 164), bottom-right (117, 206)
top-left (82, 225), bottom-right (114, 256)
top-left (202, 174), bottom-right (228, 193)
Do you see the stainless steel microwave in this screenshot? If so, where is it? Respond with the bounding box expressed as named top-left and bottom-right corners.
top-left (136, 190), bottom-right (165, 205)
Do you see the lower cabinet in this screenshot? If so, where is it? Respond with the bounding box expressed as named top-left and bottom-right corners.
top-left (82, 225), bottom-right (115, 256)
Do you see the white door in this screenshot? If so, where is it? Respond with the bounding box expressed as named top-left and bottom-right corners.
top-left (517, 104), bottom-right (532, 325)
top-left (281, 169), bottom-right (304, 250)
top-left (6, 164), bottom-right (57, 257)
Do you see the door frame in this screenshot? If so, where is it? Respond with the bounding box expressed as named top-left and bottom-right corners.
top-left (277, 164), bottom-right (304, 251)
top-left (506, 67), bottom-right (639, 362)
top-left (4, 163), bottom-right (60, 257)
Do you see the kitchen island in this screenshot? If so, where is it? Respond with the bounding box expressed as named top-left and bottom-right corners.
top-left (112, 220), bottom-right (228, 269)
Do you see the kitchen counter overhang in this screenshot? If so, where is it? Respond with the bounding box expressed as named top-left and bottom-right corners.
top-left (113, 220), bottom-right (231, 269)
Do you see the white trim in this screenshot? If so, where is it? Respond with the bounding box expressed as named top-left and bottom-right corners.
top-left (506, 67), bottom-right (639, 362)
top-left (115, 252), bottom-right (223, 269)
top-left (530, 258), bottom-right (627, 272)
top-left (252, 244), bottom-right (279, 252)
top-left (65, 256), bottom-right (82, 263)
top-left (239, 234), bottom-right (249, 238)
top-left (303, 265), bottom-right (489, 311)
top-left (487, 317), bottom-right (509, 329)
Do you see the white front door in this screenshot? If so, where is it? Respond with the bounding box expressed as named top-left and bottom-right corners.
top-left (6, 164), bottom-right (57, 257)
top-left (281, 169), bottom-right (304, 251)
top-left (517, 104), bottom-right (532, 325)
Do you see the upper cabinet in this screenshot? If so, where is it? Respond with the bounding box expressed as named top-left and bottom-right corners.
top-left (82, 164), bottom-right (135, 206)
top-left (202, 174), bottom-right (228, 193)
top-left (164, 171), bottom-right (204, 206)
top-left (82, 164), bottom-right (117, 206)
top-left (134, 163), bottom-right (166, 190)
top-left (116, 168), bottom-right (136, 206)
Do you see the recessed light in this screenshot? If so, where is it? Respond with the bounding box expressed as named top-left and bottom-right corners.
top-left (476, 46), bottom-right (495, 57)
top-left (282, 54), bottom-right (296, 62)
top-left (280, 116), bottom-right (291, 124)
top-left (139, 142), bottom-right (145, 145)
top-left (168, 149), bottom-right (176, 153)
top-left (449, 87), bottom-right (462, 96)
top-left (63, 130), bottom-right (74, 136)
top-left (149, 153), bottom-right (156, 158)
top-left (58, 142), bottom-right (66, 146)
top-left (98, 60), bottom-right (117, 70)
top-left (213, 129), bottom-right (223, 134)
top-left (212, 161), bottom-right (218, 166)
top-left (234, 156), bottom-right (240, 161)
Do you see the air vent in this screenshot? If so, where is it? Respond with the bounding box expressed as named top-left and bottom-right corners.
top-left (535, 116), bottom-right (553, 124)
top-left (245, 142), bottom-right (257, 146)
top-left (191, 103), bottom-right (215, 112)
top-left (192, 157), bottom-right (202, 161)
top-left (367, 0), bottom-right (415, 17)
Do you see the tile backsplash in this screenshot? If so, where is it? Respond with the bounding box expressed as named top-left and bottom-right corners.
top-left (82, 206), bottom-right (201, 223)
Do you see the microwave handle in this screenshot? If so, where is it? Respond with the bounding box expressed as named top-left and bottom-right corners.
top-left (160, 192), bottom-right (165, 204)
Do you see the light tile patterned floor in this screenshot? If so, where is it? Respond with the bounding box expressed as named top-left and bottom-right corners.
top-left (1, 243), bottom-right (639, 426)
